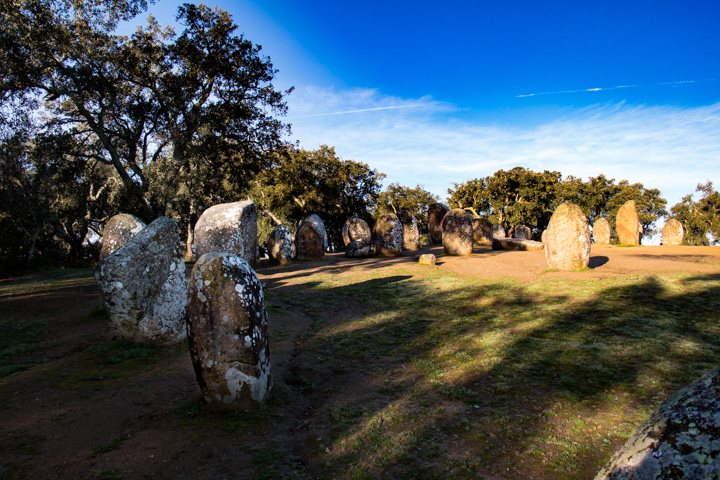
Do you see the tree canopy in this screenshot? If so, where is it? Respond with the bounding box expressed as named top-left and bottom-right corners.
top-left (670, 182), bottom-right (720, 246)
top-left (374, 183), bottom-right (439, 234)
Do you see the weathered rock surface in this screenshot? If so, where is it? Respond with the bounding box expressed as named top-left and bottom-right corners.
top-left (345, 240), bottom-right (372, 258)
top-left (419, 254), bottom-right (436, 266)
top-left (616, 200), bottom-right (641, 245)
top-left (472, 218), bottom-right (493, 246)
top-left (595, 367), bottom-right (720, 480)
top-left (266, 225), bottom-right (294, 265)
top-left (99, 214), bottom-right (146, 260)
top-left (543, 203), bottom-right (591, 271)
top-left (662, 219), bottom-right (685, 246)
top-left (372, 213), bottom-right (403, 257)
top-left (397, 208), bottom-right (420, 251)
top-left (492, 238), bottom-right (544, 251)
top-left (513, 224), bottom-right (532, 240)
top-left (95, 217), bottom-right (187, 345)
top-left (492, 223), bottom-right (506, 239)
top-left (341, 216), bottom-right (371, 246)
top-left (194, 200), bottom-right (259, 268)
top-left (187, 253), bottom-right (271, 410)
top-left (593, 218), bottom-right (612, 245)
top-left (295, 214), bottom-right (327, 261)
top-left (428, 203), bottom-right (449, 245)
top-left (442, 209), bottom-right (473, 256)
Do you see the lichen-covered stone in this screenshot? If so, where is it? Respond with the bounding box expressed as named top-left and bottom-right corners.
top-left (194, 200), bottom-right (259, 268)
top-left (397, 208), bottom-right (420, 251)
top-left (267, 225), bottom-right (294, 265)
top-left (543, 203), bottom-right (591, 271)
top-left (187, 253), bottom-right (271, 410)
top-left (662, 219), bottom-right (685, 246)
top-left (345, 240), bottom-right (372, 258)
top-left (441, 209), bottom-right (473, 256)
top-left (372, 213), bottom-right (403, 257)
top-left (341, 216), bottom-right (371, 246)
top-left (492, 223), bottom-right (506, 239)
top-left (513, 224), bottom-right (532, 240)
top-left (595, 367), bottom-right (720, 480)
top-left (99, 213), bottom-right (146, 260)
top-left (419, 254), bottom-right (436, 266)
top-left (95, 217), bottom-right (187, 345)
top-left (295, 214), bottom-right (327, 261)
top-left (616, 200), bottom-right (641, 245)
top-left (593, 218), bottom-right (612, 245)
top-left (472, 218), bottom-right (493, 246)
top-left (492, 238), bottom-right (544, 251)
top-left (428, 203), bottom-right (449, 245)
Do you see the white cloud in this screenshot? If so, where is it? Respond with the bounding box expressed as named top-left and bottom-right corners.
top-left (286, 86), bottom-right (720, 210)
top-left (516, 79), bottom-right (716, 98)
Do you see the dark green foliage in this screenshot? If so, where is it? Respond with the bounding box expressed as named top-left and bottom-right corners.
top-left (374, 183), bottom-right (440, 234)
top-left (671, 182), bottom-right (720, 246)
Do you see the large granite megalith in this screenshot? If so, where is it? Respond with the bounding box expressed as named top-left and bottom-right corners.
top-left (341, 216), bottom-right (371, 246)
top-left (662, 219), bottom-right (685, 246)
top-left (267, 224), bottom-right (294, 265)
top-left (544, 203), bottom-right (591, 271)
top-left (427, 203), bottom-right (449, 245)
top-left (616, 200), bottom-right (641, 245)
top-left (194, 200), bottom-right (259, 268)
top-left (595, 367), bottom-right (720, 480)
top-left (441, 209), bottom-right (473, 256)
top-left (397, 208), bottom-right (420, 251)
top-left (95, 217), bottom-right (187, 345)
top-left (472, 218), bottom-right (493, 246)
top-left (372, 213), bottom-right (403, 257)
top-left (99, 213), bottom-right (146, 260)
top-left (593, 218), bottom-right (611, 245)
top-left (187, 253), bottom-right (271, 410)
top-left (295, 214), bottom-right (327, 261)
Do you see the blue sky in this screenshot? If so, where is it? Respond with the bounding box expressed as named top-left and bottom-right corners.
top-left (119, 1), bottom-right (720, 216)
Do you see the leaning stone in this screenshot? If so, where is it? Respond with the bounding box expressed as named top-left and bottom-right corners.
top-left (441, 209), bottom-right (473, 255)
top-left (662, 219), bottom-right (685, 246)
top-left (419, 254), bottom-right (436, 266)
top-left (341, 216), bottom-right (371, 246)
top-left (95, 217), bottom-right (187, 345)
top-left (194, 200), bottom-right (259, 268)
top-left (492, 223), bottom-right (506, 239)
top-left (593, 218), bottom-right (612, 245)
top-left (616, 200), bottom-right (640, 245)
top-left (513, 224), bottom-right (532, 240)
top-left (472, 218), bottom-right (493, 246)
top-left (345, 240), bottom-right (372, 258)
top-left (595, 367), bottom-right (720, 480)
top-left (372, 213), bottom-right (404, 257)
top-left (492, 238), bottom-right (544, 251)
top-left (187, 253), bottom-right (271, 410)
top-left (397, 208), bottom-right (420, 251)
top-left (295, 214), bottom-right (327, 261)
top-left (543, 203), bottom-right (591, 270)
top-left (427, 203), bottom-right (449, 245)
top-left (267, 225), bottom-right (294, 265)
top-left (99, 213), bottom-right (146, 260)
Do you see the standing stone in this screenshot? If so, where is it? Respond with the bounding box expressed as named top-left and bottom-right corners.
top-left (194, 200), bottom-right (259, 268)
top-left (341, 216), bottom-right (371, 246)
top-left (397, 208), bottom-right (420, 251)
top-left (295, 214), bottom-right (327, 261)
top-left (267, 225), bottom-right (294, 265)
top-left (513, 224), bottom-right (532, 240)
top-left (543, 203), bottom-right (591, 271)
top-left (472, 218), bottom-right (493, 246)
top-left (593, 218), bottom-right (611, 245)
top-left (372, 213), bottom-right (403, 257)
top-left (187, 253), bottom-right (271, 410)
top-left (428, 203), bottom-right (449, 245)
top-left (492, 223), bottom-right (506, 239)
top-left (99, 214), bottom-right (146, 260)
top-left (441, 209), bottom-right (473, 256)
top-left (662, 219), bottom-right (685, 246)
top-left (95, 217), bottom-right (187, 345)
top-left (345, 240), bottom-right (372, 258)
top-left (616, 200), bottom-right (641, 245)
top-left (595, 367), bottom-right (720, 480)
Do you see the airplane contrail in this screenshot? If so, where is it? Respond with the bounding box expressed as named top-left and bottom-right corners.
top-left (294, 104), bottom-right (427, 118)
top-left (517, 79), bottom-right (715, 98)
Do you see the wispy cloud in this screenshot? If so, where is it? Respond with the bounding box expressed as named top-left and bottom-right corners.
top-left (294, 104), bottom-right (429, 118)
top-left (517, 79), bottom-right (716, 98)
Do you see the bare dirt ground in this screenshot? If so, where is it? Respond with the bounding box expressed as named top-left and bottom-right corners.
top-left (1, 244), bottom-right (719, 480)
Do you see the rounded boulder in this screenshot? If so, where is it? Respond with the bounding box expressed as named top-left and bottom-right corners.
top-left (472, 218), bottom-right (493, 246)
top-left (543, 203), bottom-right (591, 271)
top-left (194, 200), bottom-right (259, 268)
top-left (295, 214), bottom-right (327, 261)
top-left (341, 216), bottom-right (371, 246)
top-left (441, 209), bottom-right (473, 256)
top-left (661, 219), bottom-right (685, 246)
top-left (267, 225), bottom-right (294, 265)
top-left (99, 213), bottom-right (146, 260)
top-left (372, 213), bottom-right (403, 257)
top-left (593, 218), bottom-right (611, 245)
